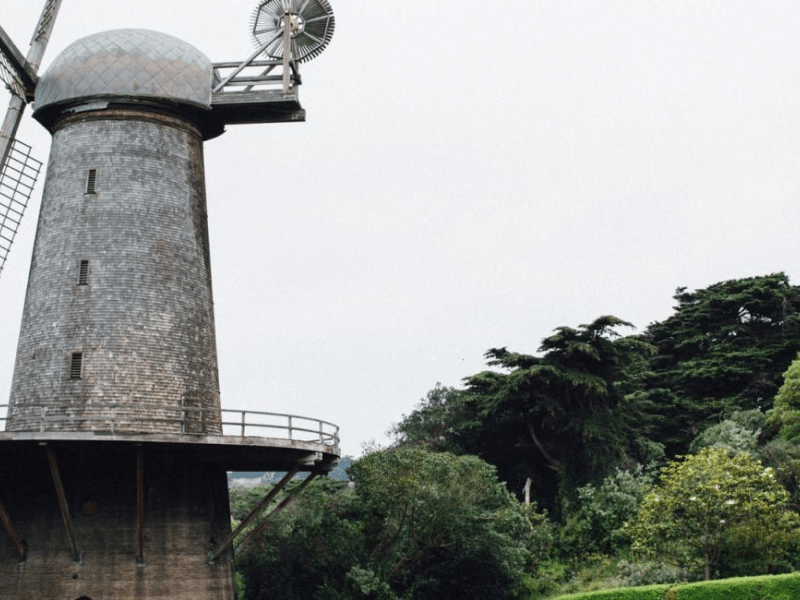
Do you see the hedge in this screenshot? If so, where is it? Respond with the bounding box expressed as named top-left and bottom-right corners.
top-left (552, 572), bottom-right (800, 600)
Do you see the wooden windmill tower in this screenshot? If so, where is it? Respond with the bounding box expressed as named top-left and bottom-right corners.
top-left (0, 2), bottom-right (338, 599)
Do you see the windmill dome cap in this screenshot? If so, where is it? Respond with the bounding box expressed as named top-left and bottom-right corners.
top-left (35, 29), bottom-right (213, 112)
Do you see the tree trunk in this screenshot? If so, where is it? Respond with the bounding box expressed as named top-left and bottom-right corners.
top-left (526, 422), bottom-right (565, 473)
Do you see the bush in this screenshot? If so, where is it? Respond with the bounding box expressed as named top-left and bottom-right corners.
top-left (561, 466), bottom-right (653, 557)
top-left (612, 560), bottom-right (692, 588)
top-left (551, 572), bottom-right (800, 600)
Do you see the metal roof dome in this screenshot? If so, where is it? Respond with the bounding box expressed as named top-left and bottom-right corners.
top-left (35, 29), bottom-right (213, 112)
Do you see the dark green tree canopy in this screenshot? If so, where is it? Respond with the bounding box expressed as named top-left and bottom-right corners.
top-left (458, 316), bottom-right (657, 511)
top-left (644, 273), bottom-right (800, 452)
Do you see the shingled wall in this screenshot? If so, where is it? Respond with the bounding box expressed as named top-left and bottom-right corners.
top-left (7, 107), bottom-right (222, 434)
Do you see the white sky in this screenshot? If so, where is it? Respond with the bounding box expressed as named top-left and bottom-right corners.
top-left (1, 1), bottom-right (800, 457)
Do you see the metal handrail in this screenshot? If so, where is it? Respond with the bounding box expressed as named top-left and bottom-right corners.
top-left (212, 57), bottom-right (300, 95)
top-left (0, 403), bottom-right (339, 446)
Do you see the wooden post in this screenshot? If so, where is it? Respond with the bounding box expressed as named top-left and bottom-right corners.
top-left (45, 446), bottom-right (80, 563)
top-left (135, 445), bottom-right (145, 565)
top-left (0, 495), bottom-right (25, 560)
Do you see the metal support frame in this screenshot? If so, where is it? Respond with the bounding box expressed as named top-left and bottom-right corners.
top-left (213, 35), bottom-right (285, 94)
top-left (45, 446), bottom-right (80, 563)
top-left (233, 472), bottom-right (318, 557)
top-left (135, 445), bottom-right (145, 566)
top-left (208, 466), bottom-right (299, 564)
top-left (282, 14), bottom-right (294, 92)
top-left (0, 495), bottom-right (25, 560)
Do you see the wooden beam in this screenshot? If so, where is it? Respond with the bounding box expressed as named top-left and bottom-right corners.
top-left (0, 495), bottom-right (25, 560)
top-left (234, 473), bottom-right (318, 557)
top-left (135, 445), bottom-right (145, 565)
top-left (208, 466), bottom-right (299, 564)
top-left (0, 24), bottom-right (38, 100)
top-left (45, 446), bottom-right (80, 563)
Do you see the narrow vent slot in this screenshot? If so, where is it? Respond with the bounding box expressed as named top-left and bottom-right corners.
top-left (85, 169), bottom-right (97, 194)
top-left (78, 260), bottom-right (89, 285)
top-left (70, 352), bottom-right (83, 380)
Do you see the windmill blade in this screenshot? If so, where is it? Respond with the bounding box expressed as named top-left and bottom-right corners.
top-left (0, 140), bottom-right (41, 278)
top-left (0, 0), bottom-right (63, 281)
top-left (0, 0), bottom-right (63, 172)
top-left (251, 0), bottom-right (335, 63)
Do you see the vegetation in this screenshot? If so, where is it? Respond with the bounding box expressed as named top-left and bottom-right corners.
top-left (627, 448), bottom-right (800, 580)
top-left (232, 273), bottom-right (800, 598)
top-left (551, 572), bottom-right (800, 600)
top-left (235, 448), bottom-right (539, 599)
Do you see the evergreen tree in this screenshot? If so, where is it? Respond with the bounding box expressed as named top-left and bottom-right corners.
top-left (644, 273), bottom-right (800, 453)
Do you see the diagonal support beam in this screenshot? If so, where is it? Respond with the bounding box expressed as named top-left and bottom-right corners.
top-left (45, 446), bottom-right (80, 563)
top-left (0, 495), bottom-right (25, 560)
top-left (208, 467), bottom-right (299, 564)
top-left (234, 473), bottom-right (318, 557)
top-left (211, 32), bottom-right (281, 94)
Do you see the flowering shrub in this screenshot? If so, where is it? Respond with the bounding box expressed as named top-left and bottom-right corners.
top-left (626, 448), bottom-right (800, 580)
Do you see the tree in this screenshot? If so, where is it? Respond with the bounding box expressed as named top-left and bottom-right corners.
top-left (458, 315), bottom-right (657, 511)
top-left (644, 273), bottom-right (800, 454)
top-left (346, 448), bottom-right (533, 599)
top-left (389, 384), bottom-right (466, 453)
top-left (236, 448), bottom-right (538, 599)
top-left (628, 448), bottom-right (800, 580)
top-left (768, 353), bottom-right (800, 443)
top-left (236, 478), bottom-right (364, 600)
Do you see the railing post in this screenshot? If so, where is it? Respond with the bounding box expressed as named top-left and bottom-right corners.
top-left (319, 421), bottom-right (324, 443)
top-left (288, 416), bottom-right (293, 440)
top-left (240, 411), bottom-right (246, 438)
top-left (40, 405), bottom-right (46, 431)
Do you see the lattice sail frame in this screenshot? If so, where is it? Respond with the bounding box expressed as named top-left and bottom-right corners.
top-left (251, 0), bottom-right (335, 63)
top-left (0, 139), bottom-right (41, 277)
top-left (0, 53), bottom-right (25, 99)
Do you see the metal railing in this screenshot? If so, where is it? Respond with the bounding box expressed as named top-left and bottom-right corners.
top-left (0, 403), bottom-right (339, 447)
top-left (212, 58), bottom-right (300, 96)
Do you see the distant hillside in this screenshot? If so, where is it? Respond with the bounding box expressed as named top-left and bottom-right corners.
top-left (227, 455), bottom-right (352, 487)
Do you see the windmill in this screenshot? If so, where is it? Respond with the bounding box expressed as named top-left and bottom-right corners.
top-left (0, 1), bottom-right (61, 278)
top-left (0, 2), bottom-right (338, 599)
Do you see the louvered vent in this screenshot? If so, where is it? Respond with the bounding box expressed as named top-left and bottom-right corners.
top-left (85, 169), bottom-right (97, 194)
top-left (70, 352), bottom-right (83, 380)
top-left (78, 260), bottom-right (89, 285)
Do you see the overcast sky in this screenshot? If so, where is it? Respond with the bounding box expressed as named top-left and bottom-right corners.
top-left (1, 1), bottom-right (800, 457)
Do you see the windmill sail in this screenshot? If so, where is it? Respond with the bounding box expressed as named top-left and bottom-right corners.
top-left (0, 139), bottom-right (41, 277)
top-left (0, 0), bottom-right (63, 280)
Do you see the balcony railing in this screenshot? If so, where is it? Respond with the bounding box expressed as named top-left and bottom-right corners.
top-left (0, 403), bottom-right (339, 447)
